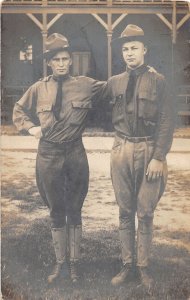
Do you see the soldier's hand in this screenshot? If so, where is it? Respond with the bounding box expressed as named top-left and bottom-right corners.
top-left (146, 159), bottom-right (164, 181)
top-left (147, 66), bottom-right (157, 73)
top-left (28, 126), bottom-right (42, 139)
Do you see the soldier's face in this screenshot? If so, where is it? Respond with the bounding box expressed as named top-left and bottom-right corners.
top-left (48, 51), bottom-right (72, 77)
top-left (122, 41), bottom-right (147, 69)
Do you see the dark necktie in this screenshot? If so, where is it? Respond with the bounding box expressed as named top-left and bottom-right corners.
top-left (125, 70), bottom-right (137, 135)
top-left (125, 70), bottom-right (137, 105)
top-left (53, 76), bottom-right (64, 120)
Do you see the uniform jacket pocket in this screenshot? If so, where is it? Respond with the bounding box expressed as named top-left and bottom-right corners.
top-left (138, 90), bottom-right (158, 122)
top-left (70, 101), bottom-right (92, 125)
top-left (138, 76), bottom-right (158, 122)
top-left (37, 103), bottom-right (56, 134)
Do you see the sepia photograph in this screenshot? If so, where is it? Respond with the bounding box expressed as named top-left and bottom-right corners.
top-left (1, 0), bottom-right (190, 299)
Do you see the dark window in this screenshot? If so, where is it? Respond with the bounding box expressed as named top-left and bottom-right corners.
top-left (72, 52), bottom-right (91, 76)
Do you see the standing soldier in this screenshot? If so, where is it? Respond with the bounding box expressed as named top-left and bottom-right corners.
top-left (13, 33), bottom-right (104, 284)
top-left (106, 24), bottom-right (174, 289)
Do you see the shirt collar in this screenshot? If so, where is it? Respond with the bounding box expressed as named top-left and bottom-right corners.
top-left (126, 64), bottom-right (148, 77)
top-left (52, 74), bottom-right (70, 82)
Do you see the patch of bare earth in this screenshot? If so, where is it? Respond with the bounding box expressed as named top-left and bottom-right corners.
top-left (1, 150), bottom-right (190, 300)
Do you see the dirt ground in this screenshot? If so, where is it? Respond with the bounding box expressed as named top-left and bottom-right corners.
top-left (1, 149), bottom-right (190, 300)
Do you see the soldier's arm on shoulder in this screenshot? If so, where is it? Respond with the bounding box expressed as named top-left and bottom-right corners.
top-left (147, 65), bottom-right (158, 73)
top-left (90, 77), bottom-right (108, 106)
top-left (13, 82), bottom-right (39, 133)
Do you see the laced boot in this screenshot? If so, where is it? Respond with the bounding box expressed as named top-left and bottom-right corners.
top-left (138, 267), bottom-right (154, 290)
top-left (68, 225), bottom-right (82, 283)
top-left (70, 261), bottom-right (79, 284)
top-left (111, 263), bottom-right (134, 287)
top-left (48, 261), bottom-right (68, 284)
top-left (47, 227), bottom-right (67, 284)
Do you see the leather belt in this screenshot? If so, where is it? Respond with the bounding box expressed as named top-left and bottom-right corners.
top-left (40, 136), bottom-right (82, 147)
top-left (116, 132), bottom-right (153, 143)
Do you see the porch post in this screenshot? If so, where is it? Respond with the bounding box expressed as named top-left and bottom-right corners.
top-left (107, 31), bottom-right (113, 78)
top-left (107, 13), bottom-right (112, 78)
top-left (172, 1), bottom-right (177, 44)
top-left (171, 1), bottom-right (177, 86)
top-left (42, 13), bottom-right (48, 77)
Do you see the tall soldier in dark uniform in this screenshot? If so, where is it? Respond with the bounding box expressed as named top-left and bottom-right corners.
top-left (105, 25), bottom-right (174, 289)
top-left (13, 33), bottom-right (104, 284)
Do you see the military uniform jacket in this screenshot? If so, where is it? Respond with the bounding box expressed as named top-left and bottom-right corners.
top-left (105, 65), bottom-right (174, 161)
top-left (13, 75), bottom-right (105, 143)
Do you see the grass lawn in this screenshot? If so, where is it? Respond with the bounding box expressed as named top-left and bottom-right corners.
top-left (1, 150), bottom-right (190, 300)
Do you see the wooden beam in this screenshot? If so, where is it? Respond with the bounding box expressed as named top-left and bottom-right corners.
top-left (177, 14), bottom-right (190, 30)
top-left (92, 14), bottom-right (108, 30)
top-left (112, 13), bottom-right (127, 30)
top-left (156, 13), bottom-right (172, 30)
top-left (2, 6), bottom-right (184, 15)
top-left (47, 14), bottom-right (63, 30)
top-left (172, 1), bottom-right (177, 44)
top-left (27, 13), bottom-right (43, 30)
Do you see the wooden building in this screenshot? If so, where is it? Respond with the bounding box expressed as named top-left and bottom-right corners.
top-left (1, 0), bottom-right (190, 127)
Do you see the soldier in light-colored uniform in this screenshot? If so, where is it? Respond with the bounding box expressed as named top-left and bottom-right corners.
top-left (13, 33), bottom-right (105, 284)
top-left (105, 24), bottom-right (174, 289)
